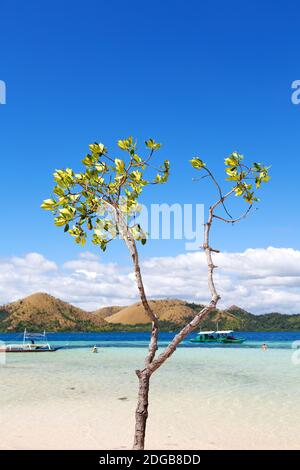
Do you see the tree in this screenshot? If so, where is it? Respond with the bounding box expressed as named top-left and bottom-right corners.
top-left (41, 136), bottom-right (170, 449)
top-left (42, 143), bottom-right (270, 450)
top-left (127, 152), bottom-right (270, 449)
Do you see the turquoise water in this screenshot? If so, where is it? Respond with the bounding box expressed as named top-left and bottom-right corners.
top-left (1, 332), bottom-right (300, 449)
top-left (1, 331), bottom-right (299, 349)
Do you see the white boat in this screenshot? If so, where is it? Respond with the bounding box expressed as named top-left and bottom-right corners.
top-left (0, 329), bottom-right (58, 352)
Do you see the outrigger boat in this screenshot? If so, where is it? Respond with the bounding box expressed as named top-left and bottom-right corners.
top-left (190, 329), bottom-right (246, 344)
top-left (0, 329), bottom-right (58, 352)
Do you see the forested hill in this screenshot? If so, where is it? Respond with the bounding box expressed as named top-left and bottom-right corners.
top-left (0, 293), bottom-right (299, 332)
top-left (186, 304), bottom-right (300, 332)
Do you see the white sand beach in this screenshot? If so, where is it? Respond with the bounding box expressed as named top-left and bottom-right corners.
top-left (1, 347), bottom-right (300, 450)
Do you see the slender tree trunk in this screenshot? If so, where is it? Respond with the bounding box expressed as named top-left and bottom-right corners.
top-left (125, 240), bottom-right (158, 449)
top-left (131, 202), bottom-right (222, 448)
top-left (114, 210), bottom-right (159, 450)
top-left (133, 370), bottom-right (150, 450)
top-left (114, 202), bottom-right (222, 450)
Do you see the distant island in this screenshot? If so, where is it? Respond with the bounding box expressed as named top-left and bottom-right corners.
top-left (0, 292), bottom-right (299, 332)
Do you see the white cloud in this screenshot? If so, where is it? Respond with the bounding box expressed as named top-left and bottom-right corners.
top-left (0, 247), bottom-right (299, 314)
top-left (11, 253), bottom-right (57, 272)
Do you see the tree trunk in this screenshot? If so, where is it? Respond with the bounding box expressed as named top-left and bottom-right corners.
top-left (114, 210), bottom-right (158, 450)
top-left (108, 171), bottom-right (248, 451)
top-left (133, 370), bottom-right (150, 450)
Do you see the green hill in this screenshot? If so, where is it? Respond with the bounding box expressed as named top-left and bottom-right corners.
top-left (186, 304), bottom-right (300, 331)
top-left (0, 293), bottom-right (299, 332)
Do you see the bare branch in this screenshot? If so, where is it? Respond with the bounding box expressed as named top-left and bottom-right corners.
top-left (143, 184), bottom-right (242, 376)
top-left (213, 205), bottom-right (253, 224)
top-left (145, 190), bottom-right (226, 375)
top-left (203, 167), bottom-right (233, 219)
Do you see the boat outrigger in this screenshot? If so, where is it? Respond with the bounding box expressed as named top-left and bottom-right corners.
top-left (0, 329), bottom-right (58, 352)
top-left (190, 329), bottom-right (246, 344)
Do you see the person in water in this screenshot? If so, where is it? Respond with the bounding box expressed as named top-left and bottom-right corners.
top-left (92, 346), bottom-right (98, 353)
top-left (262, 343), bottom-right (268, 351)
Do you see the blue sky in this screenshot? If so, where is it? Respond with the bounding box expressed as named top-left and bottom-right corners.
top-left (0, 0), bottom-right (299, 267)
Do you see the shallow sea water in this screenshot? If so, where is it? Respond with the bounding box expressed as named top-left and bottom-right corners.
top-left (1, 332), bottom-right (300, 449)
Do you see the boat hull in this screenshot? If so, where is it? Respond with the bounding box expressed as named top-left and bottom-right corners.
top-left (190, 338), bottom-right (217, 343)
top-left (0, 348), bottom-right (59, 353)
top-left (220, 338), bottom-right (245, 344)
top-left (190, 338), bottom-right (246, 344)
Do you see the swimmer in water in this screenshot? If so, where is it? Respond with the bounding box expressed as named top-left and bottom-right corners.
top-left (261, 343), bottom-right (268, 351)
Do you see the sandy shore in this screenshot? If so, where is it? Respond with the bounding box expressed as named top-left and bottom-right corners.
top-left (2, 397), bottom-right (297, 450)
top-left (1, 347), bottom-right (300, 450)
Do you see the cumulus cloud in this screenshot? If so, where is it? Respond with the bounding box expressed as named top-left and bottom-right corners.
top-left (0, 247), bottom-right (299, 314)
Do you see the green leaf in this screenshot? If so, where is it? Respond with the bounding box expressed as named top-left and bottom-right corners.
top-left (115, 158), bottom-right (125, 174)
top-left (118, 137), bottom-right (133, 151)
top-left (189, 157), bottom-right (206, 169)
top-left (41, 199), bottom-right (56, 210)
top-left (54, 217), bottom-right (67, 227)
top-left (225, 167), bottom-right (239, 181)
top-left (234, 185), bottom-right (244, 197)
top-left (225, 157), bottom-right (238, 166)
top-left (243, 191), bottom-right (254, 204)
top-left (95, 162), bottom-right (107, 172)
top-left (260, 172), bottom-right (270, 183)
top-left (253, 162), bottom-right (262, 171)
top-left (60, 207), bottom-right (76, 218)
top-left (130, 170), bottom-right (142, 182)
top-left (163, 159), bottom-right (170, 171)
top-left (53, 186), bottom-right (65, 197)
top-left (145, 138), bottom-right (161, 150)
top-left (133, 154), bottom-right (141, 163)
top-left (118, 140), bottom-right (128, 150)
top-left (82, 154), bottom-right (94, 166)
top-left (89, 143), bottom-right (106, 154)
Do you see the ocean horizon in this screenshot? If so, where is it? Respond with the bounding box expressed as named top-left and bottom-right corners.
top-left (1, 331), bottom-right (300, 350)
